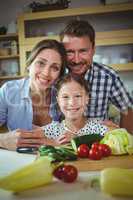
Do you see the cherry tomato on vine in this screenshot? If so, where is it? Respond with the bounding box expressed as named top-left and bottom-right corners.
top-left (98, 144), bottom-right (112, 157)
top-left (77, 144), bottom-right (90, 158)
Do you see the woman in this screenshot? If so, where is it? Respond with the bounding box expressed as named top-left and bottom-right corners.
top-left (0, 39), bottom-right (66, 150)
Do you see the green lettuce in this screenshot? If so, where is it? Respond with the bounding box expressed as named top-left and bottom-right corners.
top-left (100, 129), bottom-right (133, 155)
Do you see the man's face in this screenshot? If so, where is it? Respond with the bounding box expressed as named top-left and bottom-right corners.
top-left (62, 35), bottom-right (95, 76)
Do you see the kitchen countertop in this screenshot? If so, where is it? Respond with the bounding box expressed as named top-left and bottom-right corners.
top-left (0, 149), bottom-right (132, 200)
top-left (67, 154), bottom-right (133, 171)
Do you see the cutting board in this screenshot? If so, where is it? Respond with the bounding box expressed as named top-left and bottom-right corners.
top-left (67, 155), bottom-right (133, 171)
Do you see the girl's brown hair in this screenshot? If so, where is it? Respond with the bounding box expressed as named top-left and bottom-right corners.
top-left (56, 73), bottom-right (89, 95)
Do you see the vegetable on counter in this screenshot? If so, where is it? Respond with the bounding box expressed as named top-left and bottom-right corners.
top-left (77, 144), bottom-right (90, 158)
top-left (71, 134), bottom-right (103, 152)
top-left (100, 128), bottom-right (133, 155)
top-left (39, 145), bottom-right (77, 162)
top-left (0, 156), bottom-right (53, 193)
top-left (53, 164), bottom-right (78, 183)
top-left (0, 155), bottom-right (79, 193)
top-left (100, 168), bottom-right (133, 197)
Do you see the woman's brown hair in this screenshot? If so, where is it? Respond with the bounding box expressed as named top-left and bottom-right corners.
top-left (26, 39), bottom-right (67, 77)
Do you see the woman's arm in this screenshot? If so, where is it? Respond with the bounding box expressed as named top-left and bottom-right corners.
top-left (0, 130), bottom-right (20, 151)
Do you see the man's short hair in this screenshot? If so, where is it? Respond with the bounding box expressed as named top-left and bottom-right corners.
top-left (60, 19), bottom-right (95, 46)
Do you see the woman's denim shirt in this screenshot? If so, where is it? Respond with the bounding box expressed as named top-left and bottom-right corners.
top-left (0, 78), bottom-right (61, 131)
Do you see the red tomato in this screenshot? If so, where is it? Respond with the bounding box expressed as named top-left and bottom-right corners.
top-left (61, 165), bottom-right (78, 183)
top-left (89, 148), bottom-right (102, 160)
top-left (53, 164), bottom-right (78, 183)
top-left (77, 144), bottom-right (90, 158)
top-left (98, 144), bottom-right (112, 157)
top-left (91, 142), bottom-right (99, 150)
top-left (53, 165), bottom-right (64, 180)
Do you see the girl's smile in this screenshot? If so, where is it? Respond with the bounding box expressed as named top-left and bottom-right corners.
top-left (57, 80), bottom-right (88, 120)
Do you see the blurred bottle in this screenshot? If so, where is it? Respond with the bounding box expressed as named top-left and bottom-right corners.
top-left (11, 40), bottom-right (18, 55)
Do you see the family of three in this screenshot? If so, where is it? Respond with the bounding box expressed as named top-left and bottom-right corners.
top-left (0, 19), bottom-right (132, 150)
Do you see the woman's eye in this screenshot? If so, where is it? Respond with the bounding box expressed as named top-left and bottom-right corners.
top-left (35, 60), bottom-right (45, 67)
top-left (51, 65), bottom-right (60, 72)
top-left (62, 96), bottom-right (69, 99)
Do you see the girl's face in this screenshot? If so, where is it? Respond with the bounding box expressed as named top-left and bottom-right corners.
top-left (57, 80), bottom-right (88, 120)
top-left (29, 49), bottom-right (62, 92)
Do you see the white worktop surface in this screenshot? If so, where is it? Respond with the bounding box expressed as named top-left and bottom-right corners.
top-left (0, 149), bottom-right (128, 200)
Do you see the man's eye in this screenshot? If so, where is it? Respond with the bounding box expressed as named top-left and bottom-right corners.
top-left (66, 51), bottom-right (74, 56)
top-left (79, 49), bottom-right (88, 54)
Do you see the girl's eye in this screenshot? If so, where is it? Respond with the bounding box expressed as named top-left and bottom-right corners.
top-left (75, 95), bottom-right (82, 98)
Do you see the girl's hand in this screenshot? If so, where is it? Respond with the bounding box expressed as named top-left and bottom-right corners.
top-left (56, 132), bottom-right (74, 144)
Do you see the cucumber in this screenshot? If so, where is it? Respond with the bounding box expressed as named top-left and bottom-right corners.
top-left (71, 134), bottom-right (103, 152)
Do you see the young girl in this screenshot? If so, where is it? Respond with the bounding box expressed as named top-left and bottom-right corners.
top-left (42, 74), bottom-right (117, 145)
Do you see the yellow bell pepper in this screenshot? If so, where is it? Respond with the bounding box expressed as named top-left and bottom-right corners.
top-left (0, 156), bottom-right (53, 193)
top-left (100, 168), bottom-right (133, 197)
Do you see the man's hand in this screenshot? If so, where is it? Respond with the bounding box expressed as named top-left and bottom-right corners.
top-left (120, 108), bottom-right (133, 134)
top-left (101, 120), bottom-right (119, 130)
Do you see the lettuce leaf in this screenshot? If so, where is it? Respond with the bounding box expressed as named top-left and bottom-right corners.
top-left (100, 129), bottom-right (133, 155)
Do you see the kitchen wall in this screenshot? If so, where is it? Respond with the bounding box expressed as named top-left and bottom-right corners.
top-left (0, 0), bottom-right (100, 27)
top-left (0, 0), bottom-right (133, 94)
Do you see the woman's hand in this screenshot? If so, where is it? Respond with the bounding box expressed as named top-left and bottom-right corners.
top-left (0, 128), bottom-right (49, 151)
top-left (17, 128), bottom-right (47, 148)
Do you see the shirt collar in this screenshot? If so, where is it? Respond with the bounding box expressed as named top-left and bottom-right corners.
top-left (84, 63), bottom-right (93, 81)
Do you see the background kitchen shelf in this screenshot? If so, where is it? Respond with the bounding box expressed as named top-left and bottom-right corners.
top-left (0, 33), bottom-right (20, 82)
top-left (17, 2), bottom-right (133, 74)
top-left (0, 54), bottom-right (19, 59)
top-left (0, 33), bottom-right (18, 40)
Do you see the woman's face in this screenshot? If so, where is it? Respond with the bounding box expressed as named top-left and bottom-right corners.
top-left (29, 49), bottom-right (62, 92)
top-left (57, 80), bottom-right (88, 120)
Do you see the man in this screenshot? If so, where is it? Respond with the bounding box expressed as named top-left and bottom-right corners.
top-left (60, 19), bottom-right (133, 134)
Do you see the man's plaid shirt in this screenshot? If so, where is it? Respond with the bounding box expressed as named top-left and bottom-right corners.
top-left (84, 62), bottom-right (133, 120)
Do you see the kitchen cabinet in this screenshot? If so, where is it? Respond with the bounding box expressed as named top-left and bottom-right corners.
top-left (0, 33), bottom-right (22, 85)
top-left (17, 2), bottom-right (133, 74)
